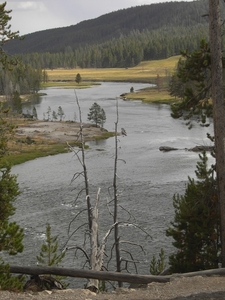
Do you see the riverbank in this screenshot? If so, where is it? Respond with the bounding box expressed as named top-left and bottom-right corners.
top-left (3, 120), bottom-right (114, 166)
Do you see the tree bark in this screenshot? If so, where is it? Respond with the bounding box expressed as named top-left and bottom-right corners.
top-left (87, 188), bottom-right (104, 291)
top-left (209, 0), bottom-right (225, 266)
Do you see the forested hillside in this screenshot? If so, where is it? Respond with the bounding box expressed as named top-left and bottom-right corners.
top-left (4, 0), bottom-right (219, 69)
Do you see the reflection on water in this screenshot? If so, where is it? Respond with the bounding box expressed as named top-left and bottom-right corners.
top-left (11, 83), bottom-right (214, 287)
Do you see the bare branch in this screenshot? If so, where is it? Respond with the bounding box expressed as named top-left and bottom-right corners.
top-left (120, 250), bottom-right (139, 273)
top-left (101, 223), bottom-right (117, 244)
top-left (66, 141), bottom-right (84, 167)
top-left (63, 223), bottom-right (88, 248)
top-left (70, 188), bottom-right (86, 206)
top-left (118, 222), bottom-right (152, 239)
top-left (70, 171), bottom-right (84, 183)
top-left (118, 205), bottom-right (136, 222)
top-left (120, 240), bottom-right (146, 254)
top-left (63, 246), bottom-right (90, 263)
top-left (118, 158), bottom-right (126, 164)
top-left (68, 208), bottom-right (88, 235)
top-left (107, 242), bottom-right (116, 270)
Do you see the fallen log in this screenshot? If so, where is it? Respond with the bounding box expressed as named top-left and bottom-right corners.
top-left (10, 266), bottom-right (169, 284)
top-left (9, 266), bottom-right (225, 285)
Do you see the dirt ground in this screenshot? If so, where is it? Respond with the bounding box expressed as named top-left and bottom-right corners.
top-left (15, 120), bottom-right (108, 143)
top-left (1, 276), bottom-right (225, 299)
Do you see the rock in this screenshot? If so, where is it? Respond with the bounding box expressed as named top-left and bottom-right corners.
top-left (188, 145), bottom-right (214, 152)
top-left (159, 145), bottom-right (214, 152)
top-left (159, 146), bottom-right (179, 152)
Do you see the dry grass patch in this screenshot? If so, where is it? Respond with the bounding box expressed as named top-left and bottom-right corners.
top-left (46, 56), bottom-right (180, 83)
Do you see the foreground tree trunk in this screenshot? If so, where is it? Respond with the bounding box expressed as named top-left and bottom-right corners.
top-left (209, 0), bottom-right (225, 266)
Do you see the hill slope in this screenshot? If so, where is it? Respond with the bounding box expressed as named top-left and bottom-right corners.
top-left (5, 0), bottom-right (209, 55)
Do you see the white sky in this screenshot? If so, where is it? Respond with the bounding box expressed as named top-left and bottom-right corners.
top-left (6, 0), bottom-right (194, 35)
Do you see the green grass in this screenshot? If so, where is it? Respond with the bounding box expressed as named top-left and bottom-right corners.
top-left (2, 144), bottom-right (69, 166)
top-left (93, 131), bottom-right (115, 140)
top-left (124, 87), bottom-right (177, 104)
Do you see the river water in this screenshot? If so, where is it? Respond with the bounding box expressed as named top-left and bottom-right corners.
top-left (9, 82), bottom-right (214, 286)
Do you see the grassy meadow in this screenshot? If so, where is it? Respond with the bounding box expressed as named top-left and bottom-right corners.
top-left (46, 56), bottom-right (179, 82)
top-left (44, 56), bottom-right (180, 102)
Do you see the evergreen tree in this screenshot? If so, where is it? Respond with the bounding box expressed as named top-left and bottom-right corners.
top-left (87, 102), bottom-right (106, 127)
top-left (150, 248), bottom-right (166, 275)
top-left (0, 107), bottom-right (24, 290)
top-left (46, 106), bottom-right (51, 121)
top-left (166, 152), bottom-right (219, 273)
top-left (32, 106), bottom-right (38, 119)
top-left (52, 110), bottom-right (58, 121)
top-left (75, 73), bottom-right (82, 84)
top-left (0, 2), bottom-right (24, 259)
top-left (42, 69), bottom-right (48, 83)
top-left (57, 106), bottom-right (65, 121)
top-left (0, 166), bottom-right (24, 255)
top-left (11, 91), bottom-right (22, 114)
top-left (0, 257), bottom-right (24, 291)
top-left (36, 224), bottom-right (65, 267)
top-left (169, 39), bottom-right (212, 124)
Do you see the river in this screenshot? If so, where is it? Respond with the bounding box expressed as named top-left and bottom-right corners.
top-left (9, 82), bottom-right (214, 286)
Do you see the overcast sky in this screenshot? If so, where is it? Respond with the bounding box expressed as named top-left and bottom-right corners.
top-left (6, 0), bottom-right (193, 35)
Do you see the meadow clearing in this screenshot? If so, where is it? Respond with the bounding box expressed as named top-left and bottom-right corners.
top-left (44, 56), bottom-right (180, 103)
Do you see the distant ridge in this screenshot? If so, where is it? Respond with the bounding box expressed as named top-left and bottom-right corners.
top-left (5, 0), bottom-right (210, 55)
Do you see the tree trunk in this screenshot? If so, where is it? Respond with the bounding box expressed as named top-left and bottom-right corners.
top-left (87, 188), bottom-right (104, 292)
top-left (209, 0), bottom-right (225, 266)
top-left (75, 92), bottom-right (103, 291)
top-left (113, 101), bottom-right (122, 286)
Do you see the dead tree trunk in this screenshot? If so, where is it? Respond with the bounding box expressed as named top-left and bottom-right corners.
top-left (209, 0), bottom-right (225, 266)
top-left (87, 188), bottom-right (104, 291)
top-left (75, 93), bottom-right (92, 231)
top-left (74, 92), bottom-right (103, 291)
top-left (113, 100), bottom-right (122, 286)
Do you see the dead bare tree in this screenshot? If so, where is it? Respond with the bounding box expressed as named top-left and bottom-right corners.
top-left (113, 100), bottom-right (121, 281)
top-left (64, 91), bottom-right (105, 292)
top-left (64, 95), bottom-right (150, 290)
top-left (106, 100), bottom-right (150, 287)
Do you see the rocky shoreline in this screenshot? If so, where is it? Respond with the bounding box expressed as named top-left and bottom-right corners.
top-left (159, 145), bottom-right (214, 152)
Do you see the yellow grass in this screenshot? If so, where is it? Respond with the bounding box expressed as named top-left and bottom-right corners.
top-left (42, 81), bottom-right (100, 89)
top-left (46, 56), bottom-right (180, 83)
